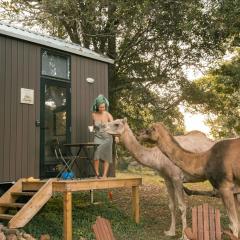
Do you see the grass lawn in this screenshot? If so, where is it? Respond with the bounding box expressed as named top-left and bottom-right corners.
top-left (21, 172), bottom-right (230, 239)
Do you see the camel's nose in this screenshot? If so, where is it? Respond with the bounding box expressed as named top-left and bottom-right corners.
top-left (146, 128), bottom-right (150, 135)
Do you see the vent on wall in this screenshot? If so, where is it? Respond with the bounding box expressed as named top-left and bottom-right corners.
top-left (86, 77), bottom-right (95, 83)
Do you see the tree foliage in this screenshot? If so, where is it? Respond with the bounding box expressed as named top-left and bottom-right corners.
top-left (184, 50), bottom-right (240, 138)
top-left (1, 0), bottom-right (239, 133)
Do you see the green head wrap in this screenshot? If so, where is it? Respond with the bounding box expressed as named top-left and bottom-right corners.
top-left (91, 94), bottom-right (109, 112)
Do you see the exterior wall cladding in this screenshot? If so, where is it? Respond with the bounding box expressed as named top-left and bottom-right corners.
top-left (0, 35), bottom-right (109, 182)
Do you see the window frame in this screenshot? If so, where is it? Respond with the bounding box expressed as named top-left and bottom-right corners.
top-left (41, 48), bottom-right (71, 81)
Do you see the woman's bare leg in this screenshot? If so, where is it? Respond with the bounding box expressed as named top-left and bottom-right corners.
top-left (94, 159), bottom-right (100, 176)
top-left (102, 161), bottom-right (109, 178)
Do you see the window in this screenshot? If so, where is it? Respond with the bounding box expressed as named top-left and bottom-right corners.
top-left (41, 50), bottom-right (70, 80)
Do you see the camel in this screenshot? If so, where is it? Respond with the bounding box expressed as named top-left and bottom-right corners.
top-left (143, 122), bottom-right (240, 237)
top-left (104, 118), bottom-right (214, 238)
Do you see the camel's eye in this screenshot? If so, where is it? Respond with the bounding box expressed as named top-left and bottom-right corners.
top-left (114, 123), bottom-right (119, 127)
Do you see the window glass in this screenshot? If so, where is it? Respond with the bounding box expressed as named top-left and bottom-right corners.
top-left (41, 50), bottom-right (70, 80)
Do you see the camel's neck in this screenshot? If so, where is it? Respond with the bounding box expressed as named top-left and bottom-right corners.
top-left (121, 124), bottom-right (158, 168)
top-left (157, 130), bottom-right (208, 177)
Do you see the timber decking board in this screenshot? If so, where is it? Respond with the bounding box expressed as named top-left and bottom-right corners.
top-left (11, 191), bottom-right (36, 196)
top-left (0, 214), bottom-right (14, 220)
top-left (62, 178), bottom-right (138, 191)
top-left (0, 203), bottom-right (25, 208)
top-left (21, 177), bottom-right (142, 192)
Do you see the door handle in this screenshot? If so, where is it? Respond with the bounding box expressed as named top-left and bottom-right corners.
top-left (35, 120), bottom-right (40, 127)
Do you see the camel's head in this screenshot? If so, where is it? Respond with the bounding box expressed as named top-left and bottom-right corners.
top-left (145, 122), bottom-right (167, 142)
top-left (136, 129), bottom-right (153, 143)
top-left (105, 118), bottom-right (127, 135)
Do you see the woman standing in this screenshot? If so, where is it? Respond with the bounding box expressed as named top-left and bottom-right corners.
top-left (91, 94), bottom-right (114, 178)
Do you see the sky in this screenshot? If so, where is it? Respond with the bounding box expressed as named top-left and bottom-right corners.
top-left (181, 109), bottom-right (211, 135)
top-left (181, 67), bottom-right (211, 135)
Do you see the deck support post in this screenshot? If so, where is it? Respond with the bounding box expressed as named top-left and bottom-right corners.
top-left (63, 191), bottom-right (72, 240)
top-left (132, 186), bottom-right (140, 223)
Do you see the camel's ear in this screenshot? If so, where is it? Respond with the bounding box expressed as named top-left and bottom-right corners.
top-left (123, 117), bottom-right (127, 123)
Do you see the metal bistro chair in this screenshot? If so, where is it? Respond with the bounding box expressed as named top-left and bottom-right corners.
top-left (54, 139), bottom-right (76, 179)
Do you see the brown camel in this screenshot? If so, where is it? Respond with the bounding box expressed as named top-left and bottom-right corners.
top-left (143, 122), bottom-right (240, 237)
top-left (104, 119), bottom-right (214, 239)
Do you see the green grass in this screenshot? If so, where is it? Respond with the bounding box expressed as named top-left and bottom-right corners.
top-left (18, 172), bottom-right (231, 239)
top-left (22, 191), bottom-right (142, 240)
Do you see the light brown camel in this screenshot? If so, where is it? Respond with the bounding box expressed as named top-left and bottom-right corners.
top-left (143, 122), bottom-right (240, 237)
top-left (104, 119), bottom-right (214, 238)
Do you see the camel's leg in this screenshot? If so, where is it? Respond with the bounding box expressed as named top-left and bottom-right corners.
top-left (234, 194), bottom-right (240, 212)
top-left (234, 194), bottom-right (240, 231)
top-left (164, 179), bottom-right (176, 236)
top-left (220, 187), bottom-right (239, 237)
top-left (174, 181), bottom-right (187, 240)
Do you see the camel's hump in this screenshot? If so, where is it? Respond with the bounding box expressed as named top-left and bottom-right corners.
top-left (184, 130), bottom-right (208, 137)
top-left (175, 130), bottom-right (215, 152)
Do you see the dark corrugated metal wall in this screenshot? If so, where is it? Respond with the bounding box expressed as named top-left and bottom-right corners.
top-left (0, 35), bottom-right (40, 182)
top-left (71, 56), bottom-right (108, 143)
top-left (71, 56), bottom-right (108, 177)
top-left (0, 34), bottom-right (109, 182)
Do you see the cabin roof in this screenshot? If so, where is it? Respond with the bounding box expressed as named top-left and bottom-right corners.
top-left (0, 21), bottom-right (114, 64)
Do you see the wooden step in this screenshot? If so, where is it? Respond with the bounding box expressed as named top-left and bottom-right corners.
top-left (0, 179), bottom-right (23, 214)
top-left (9, 179), bottom-right (54, 228)
top-left (11, 192), bottom-right (36, 197)
top-left (0, 203), bottom-right (25, 208)
top-left (22, 181), bottom-right (46, 191)
top-left (0, 214), bottom-right (14, 220)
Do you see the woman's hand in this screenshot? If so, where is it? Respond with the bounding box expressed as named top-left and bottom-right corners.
top-left (114, 136), bottom-right (120, 144)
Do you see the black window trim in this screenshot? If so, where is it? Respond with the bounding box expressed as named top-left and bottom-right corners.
top-left (41, 48), bottom-right (71, 81)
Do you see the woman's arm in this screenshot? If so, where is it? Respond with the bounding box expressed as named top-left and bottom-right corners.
top-left (92, 112), bottom-right (96, 125)
top-left (107, 112), bottom-right (113, 122)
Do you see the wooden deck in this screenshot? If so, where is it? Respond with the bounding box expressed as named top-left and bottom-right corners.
top-left (22, 177), bottom-right (142, 192)
top-left (0, 177), bottom-right (142, 240)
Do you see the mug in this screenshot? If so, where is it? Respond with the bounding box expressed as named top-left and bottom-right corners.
top-left (88, 125), bottom-right (94, 132)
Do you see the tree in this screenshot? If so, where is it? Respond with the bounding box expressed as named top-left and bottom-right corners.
top-left (184, 50), bottom-right (240, 138)
top-left (1, 0), bottom-right (239, 133)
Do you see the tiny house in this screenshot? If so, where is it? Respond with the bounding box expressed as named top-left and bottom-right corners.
top-left (0, 22), bottom-right (114, 186)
